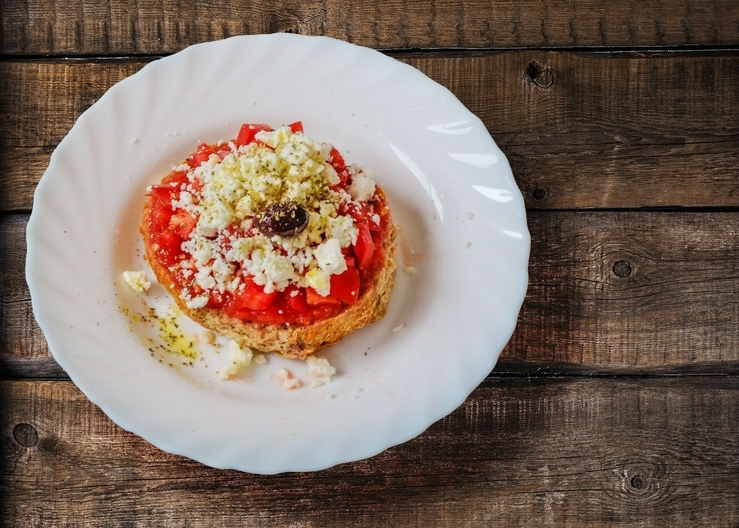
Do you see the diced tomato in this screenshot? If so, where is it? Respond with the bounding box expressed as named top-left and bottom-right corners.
top-left (283, 286), bottom-right (310, 313)
top-left (187, 143), bottom-right (217, 168)
top-left (329, 147), bottom-right (346, 170)
top-left (149, 183), bottom-right (180, 202)
top-left (330, 266), bottom-right (360, 305)
top-left (305, 288), bottom-right (342, 307)
top-left (288, 121), bottom-right (304, 133)
top-left (161, 171), bottom-right (189, 187)
top-left (249, 299), bottom-right (292, 324)
top-left (341, 201), bottom-right (380, 229)
top-left (216, 142), bottom-right (234, 159)
top-left (354, 223), bottom-right (375, 269)
top-left (206, 291), bottom-right (225, 308)
top-left (304, 303), bottom-right (343, 323)
top-left (235, 123), bottom-right (272, 147)
top-left (155, 228), bottom-right (183, 266)
top-left (149, 198), bottom-right (174, 231)
top-left (229, 279), bottom-right (278, 312)
top-left (169, 211), bottom-right (197, 239)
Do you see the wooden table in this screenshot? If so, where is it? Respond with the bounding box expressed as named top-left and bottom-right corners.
top-left (2, 1), bottom-right (739, 525)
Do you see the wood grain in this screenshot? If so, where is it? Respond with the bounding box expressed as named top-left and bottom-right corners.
top-left (2, 0), bottom-right (739, 55)
top-left (2, 51), bottom-right (739, 212)
top-left (5, 211), bottom-right (739, 378)
top-left (2, 377), bottom-right (738, 526)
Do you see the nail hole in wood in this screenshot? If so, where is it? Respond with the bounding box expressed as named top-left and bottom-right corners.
top-left (630, 474), bottom-right (647, 490)
top-left (612, 260), bottom-right (632, 278)
top-left (526, 62), bottom-right (554, 88)
top-left (532, 187), bottom-right (546, 200)
top-left (13, 423), bottom-right (38, 447)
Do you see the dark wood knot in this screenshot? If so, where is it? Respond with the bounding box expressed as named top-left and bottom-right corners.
top-left (630, 474), bottom-right (647, 490)
top-left (532, 187), bottom-right (546, 200)
top-left (13, 423), bottom-right (38, 447)
top-left (526, 62), bottom-right (554, 88)
top-left (612, 260), bottom-right (632, 278)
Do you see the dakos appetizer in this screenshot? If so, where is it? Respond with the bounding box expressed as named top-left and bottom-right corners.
top-left (140, 122), bottom-right (397, 359)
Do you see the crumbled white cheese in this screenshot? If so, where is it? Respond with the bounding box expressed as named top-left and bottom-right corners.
top-left (347, 173), bottom-right (376, 202)
top-left (218, 340), bottom-right (253, 380)
top-left (278, 368), bottom-right (301, 390)
top-left (314, 238), bottom-right (347, 276)
top-left (306, 356), bottom-right (337, 384)
top-left (161, 126), bottom-right (380, 305)
top-left (122, 271), bottom-right (150, 293)
top-left (253, 354), bottom-right (267, 364)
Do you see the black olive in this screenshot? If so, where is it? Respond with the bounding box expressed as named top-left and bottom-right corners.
top-left (255, 201), bottom-right (309, 237)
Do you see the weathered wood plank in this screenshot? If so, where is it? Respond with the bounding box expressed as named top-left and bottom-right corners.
top-left (2, 377), bottom-right (738, 526)
top-left (2, 0), bottom-right (739, 55)
top-left (5, 211), bottom-right (739, 378)
top-left (2, 52), bottom-right (739, 212)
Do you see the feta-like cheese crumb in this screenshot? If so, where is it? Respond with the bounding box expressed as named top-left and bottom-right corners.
top-left (218, 340), bottom-right (253, 380)
top-left (253, 354), bottom-right (267, 364)
top-left (306, 356), bottom-right (337, 386)
top-left (307, 356), bottom-right (337, 378)
top-left (313, 238), bottom-right (347, 275)
top-left (122, 271), bottom-right (150, 292)
top-left (347, 173), bottom-right (376, 202)
top-left (278, 368), bottom-right (301, 390)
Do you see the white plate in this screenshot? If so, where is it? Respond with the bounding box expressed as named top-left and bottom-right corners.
top-left (26, 34), bottom-right (529, 474)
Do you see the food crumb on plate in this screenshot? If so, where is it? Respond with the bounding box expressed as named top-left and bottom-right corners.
top-left (306, 356), bottom-right (337, 388)
top-left (393, 324), bottom-right (405, 332)
top-left (199, 330), bottom-right (216, 344)
top-left (278, 368), bottom-right (301, 390)
top-left (122, 271), bottom-right (150, 293)
top-left (218, 340), bottom-right (253, 380)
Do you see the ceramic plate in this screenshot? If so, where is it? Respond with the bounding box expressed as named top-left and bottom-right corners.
top-left (26, 34), bottom-right (529, 474)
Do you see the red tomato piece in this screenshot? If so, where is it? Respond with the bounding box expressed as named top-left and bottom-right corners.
top-left (354, 223), bottom-right (375, 269)
top-left (155, 228), bottom-right (183, 266)
top-left (187, 143), bottom-right (216, 168)
top-left (305, 303), bottom-right (343, 322)
top-left (249, 299), bottom-right (292, 324)
top-left (235, 124), bottom-right (272, 147)
top-left (288, 121), bottom-right (304, 133)
top-left (305, 288), bottom-right (342, 307)
top-left (169, 211), bottom-right (197, 239)
top-left (149, 197), bottom-right (175, 231)
top-left (283, 286), bottom-right (310, 313)
top-left (329, 147), bottom-right (346, 170)
top-left (341, 201), bottom-right (381, 230)
top-left (330, 266), bottom-right (360, 305)
top-left (161, 171), bottom-right (190, 187)
top-left (230, 279), bottom-right (278, 311)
